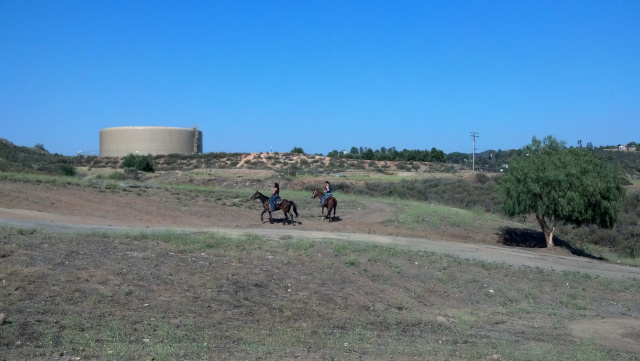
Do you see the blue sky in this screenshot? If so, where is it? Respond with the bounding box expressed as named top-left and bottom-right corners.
top-left (1, 1), bottom-right (638, 156)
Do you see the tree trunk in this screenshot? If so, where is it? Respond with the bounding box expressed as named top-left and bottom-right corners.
top-left (535, 213), bottom-right (556, 247)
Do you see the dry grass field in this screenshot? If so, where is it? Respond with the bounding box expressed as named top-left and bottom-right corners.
top-left (1, 152), bottom-right (640, 360)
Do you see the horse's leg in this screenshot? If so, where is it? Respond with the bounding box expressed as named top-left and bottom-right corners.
top-left (260, 209), bottom-right (267, 222)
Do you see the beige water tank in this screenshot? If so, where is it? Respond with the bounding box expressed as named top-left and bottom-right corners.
top-left (100, 126), bottom-right (203, 157)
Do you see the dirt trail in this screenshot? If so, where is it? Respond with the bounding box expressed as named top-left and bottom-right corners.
top-left (1, 181), bottom-right (639, 281)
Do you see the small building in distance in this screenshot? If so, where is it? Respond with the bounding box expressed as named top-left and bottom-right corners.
top-left (100, 126), bottom-right (203, 157)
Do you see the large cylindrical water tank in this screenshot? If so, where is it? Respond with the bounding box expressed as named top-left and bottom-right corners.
top-left (100, 126), bottom-right (203, 156)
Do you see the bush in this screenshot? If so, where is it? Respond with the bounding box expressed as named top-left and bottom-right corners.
top-left (58, 163), bottom-right (76, 177)
top-left (121, 154), bottom-right (155, 172)
top-left (106, 172), bottom-right (127, 180)
top-left (474, 172), bottom-right (490, 185)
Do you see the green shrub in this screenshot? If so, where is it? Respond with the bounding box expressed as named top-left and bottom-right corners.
top-left (106, 172), bottom-right (127, 180)
top-left (58, 163), bottom-right (76, 177)
top-left (121, 154), bottom-right (155, 172)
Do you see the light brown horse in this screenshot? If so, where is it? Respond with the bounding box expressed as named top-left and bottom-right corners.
top-left (312, 188), bottom-right (337, 222)
top-left (250, 191), bottom-right (299, 225)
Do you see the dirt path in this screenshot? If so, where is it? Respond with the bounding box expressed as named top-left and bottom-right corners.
top-left (1, 181), bottom-right (639, 280)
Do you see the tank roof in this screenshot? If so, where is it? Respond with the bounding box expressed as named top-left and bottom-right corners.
top-left (101, 126), bottom-right (196, 131)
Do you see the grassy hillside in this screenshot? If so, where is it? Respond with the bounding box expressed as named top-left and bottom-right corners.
top-left (1, 138), bottom-right (639, 259)
top-left (2, 138), bottom-right (639, 177)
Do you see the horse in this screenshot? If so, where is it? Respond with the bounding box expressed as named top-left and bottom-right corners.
top-left (312, 188), bottom-right (337, 222)
top-left (250, 191), bottom-right (299, 225)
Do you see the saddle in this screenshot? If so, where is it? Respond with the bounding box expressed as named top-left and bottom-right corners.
top-left (269, 198), bottom-right (282, 211)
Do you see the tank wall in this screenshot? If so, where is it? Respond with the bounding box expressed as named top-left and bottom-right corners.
top-left (100, 127), bottom-right (203, 156)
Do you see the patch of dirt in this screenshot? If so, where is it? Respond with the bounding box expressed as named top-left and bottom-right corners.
top-left (0, 179), bottom-right (443, 240)
top-left (570, 318), bottom-right (640, 354)
top-left (1, 178), bottom-right (639, 279)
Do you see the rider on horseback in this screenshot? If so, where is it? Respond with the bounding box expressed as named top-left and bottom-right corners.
top-left (321, 181), bottom-right (333, 207)
top-left (269, 182), bottom-right (280, 211)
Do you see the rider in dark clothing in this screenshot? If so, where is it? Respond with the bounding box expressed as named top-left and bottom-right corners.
top-left (321, 181), bottom-right (333, 207)
top-left (269, 183), bottom-right (280, 211)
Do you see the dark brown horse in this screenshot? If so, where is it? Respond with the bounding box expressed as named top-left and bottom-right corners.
top-left (312, 188), bottom-right (337, 222)
top-left (250, 191), bottom-right (299, 225)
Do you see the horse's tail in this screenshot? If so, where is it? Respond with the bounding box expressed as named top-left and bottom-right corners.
top-left (291, 201), bottom-right (299, 218)
top-left (333, 199), bottom-right (337, 217)
top-left (328, 198), bottom-right (337, 221)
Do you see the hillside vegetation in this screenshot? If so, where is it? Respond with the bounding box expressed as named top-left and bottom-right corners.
top-left (1, 138), bottom-right (639, 260)
top-left (1, 139), bottom-right (640, 360)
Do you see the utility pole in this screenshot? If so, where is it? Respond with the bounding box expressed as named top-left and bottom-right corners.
top-left (470, 132), bottom-right (479, 172)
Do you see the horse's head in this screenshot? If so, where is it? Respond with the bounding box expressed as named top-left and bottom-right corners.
top-left (311, 189), bottom-right (321, 199)
top-left (250, 191), bottom-right (260, 201)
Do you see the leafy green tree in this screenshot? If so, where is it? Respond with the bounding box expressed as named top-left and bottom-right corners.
top-left (363, 148), bottom-right (375, 160)
top-left (290, 147), bottom-right (305, 154)
top-left (327, 149), bottom-right (340, 157)
top-left (431, 147), bottom-right (446, 162)
top-left (499, 136), bottom-right (626, 247)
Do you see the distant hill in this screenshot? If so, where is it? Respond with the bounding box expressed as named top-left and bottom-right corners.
top-left (0, 138), bottom-right (79, 175)
top-left (1, 138), bottom-right (638, 179)
top-left (450, 147), bottom-right (639, 179)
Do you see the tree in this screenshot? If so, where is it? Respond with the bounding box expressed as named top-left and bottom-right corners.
top-left (363, 148), bottom-right (375, 160)
top-left (290, 147), bottom-right (305, 154)
top-left (446, 152), bottom-right (469, 164)
top-left (327, 150), bottom-right (340, 157)
top-left (498, 136), bottom-right (625, 247)
top-left (431, 147), bottom-right (446, 162)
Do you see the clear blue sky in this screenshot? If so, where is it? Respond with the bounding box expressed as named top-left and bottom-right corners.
top-left (1, 1), bottom-right (638, 156)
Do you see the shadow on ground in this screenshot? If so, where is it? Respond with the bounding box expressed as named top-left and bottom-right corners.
top-left (498, 227), bottom-right (604, 260)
